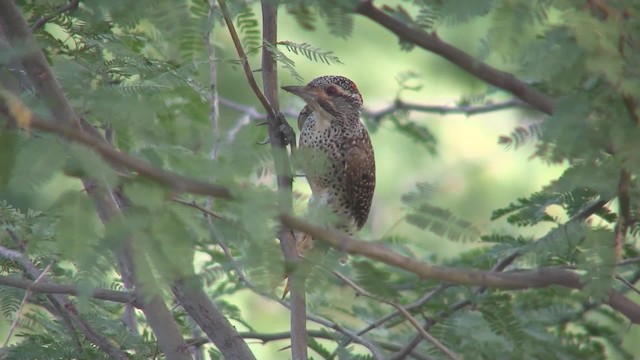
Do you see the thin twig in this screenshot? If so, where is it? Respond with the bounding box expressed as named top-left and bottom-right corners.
top-left (616, 274), bottom-right (640, 296)
top-left (205, 0), bottom-right (220, 161)
top-left (333, 271), bottom-right (460, 360)
top-left (172, 197), bottom-right (224, 220)
top-left (363, 98), bottom-right (530, 123)
top-left (217, 0), bottom-right (275, 119)
top-left (1, 261), bottom-right (54, 348)
top-left (338, 284), bottom-right (451, 353)
top-left (187, 331), bottom-right (429, 359)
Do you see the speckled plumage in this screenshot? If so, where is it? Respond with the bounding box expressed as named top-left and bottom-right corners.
top-left (283, 75), bottom-right (376, 235)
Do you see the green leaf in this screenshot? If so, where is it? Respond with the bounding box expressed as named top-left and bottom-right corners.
top-left (53, 191), bottom-right (102, 263)
top-left (7, 137), bottom-right (66, 194)
top-left (264, 42), bottom-right (304, 84)
top-left (278, 41), bottom-right (343, 65)
top-left (0, 129), bottom-right (18, 190)
top-left (65, 143), bottom-right (118, 188)
top-left (352, 260), bottom-right (399, 299)
top-left (578, 229), bottom-right (616, 302)
top-left (540, 92), bottom-right (601, 162)
top-left (479, 293), bottom-right (525, 350)
top-left (236, 7), bottom-right (261, 51)
top-left (308, 337), bottom-right (332, 360)
top-left (122, 181), bottom-right (167, 210)
top-left (403, 182), bottom-right (480, 242)
top-left (388, 115), bottom-right (437, 154)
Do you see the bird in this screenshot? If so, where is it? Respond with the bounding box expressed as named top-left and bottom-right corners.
top-left (282, 75), bottom-right (376, 262)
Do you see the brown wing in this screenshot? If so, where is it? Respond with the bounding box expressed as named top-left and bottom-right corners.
top-left (343, 134), bottom-right (376, 230)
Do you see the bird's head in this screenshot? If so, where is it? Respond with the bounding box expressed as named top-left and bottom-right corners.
top-left (282, 76), bottom-right (363, 120)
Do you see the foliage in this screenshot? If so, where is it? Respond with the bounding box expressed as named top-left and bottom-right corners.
top-left (1, 0), bottom-right (639, 359)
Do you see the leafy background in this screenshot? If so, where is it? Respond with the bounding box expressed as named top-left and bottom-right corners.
top-left (1, 0), bottom-right (639, 359)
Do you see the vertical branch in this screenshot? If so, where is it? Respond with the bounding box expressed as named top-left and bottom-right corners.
top-left (171, 280), bottom-right (257, 360)
top-left (218, 0), bottom-right (304, 357)
top-left (261, 2), bottom-right (308, 359)
top-left (614, 169), bottom-right (631, 261)
top-left (205, 1), bottom-right (220, 161)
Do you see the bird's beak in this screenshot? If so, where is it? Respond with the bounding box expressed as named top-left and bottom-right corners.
top-left (282, 85), bottom-right (323, 102)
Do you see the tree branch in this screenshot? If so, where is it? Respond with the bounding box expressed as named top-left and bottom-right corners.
top-left (217, 0), bottom-right (275, 119)
top-left (280, 214), bottom-right (640, 324)
top-left (1, 262), bottom-right (54, 349)
top-left (0, 112), bottom-right (232, 200)
top-left (363, 98), bottom-right (531, 123)
top-left (188, 331), bottom-right (429, 360)
top-left (30, 0), bottom-right (80, 31)
top-left (337, 284), bottom-right (452, 353)
top-left (171, 279), bottom-right (257, 360)
top-left (259, 1), bottom-right (307, 359)
top-left (333, 271), bottom-right (459, 360)
top-left (205, 0), bottom-right (220, 161)
top-left (0, 275), bottom-right (139, 306)
top-left (355, 1), bottom-right (554, 115)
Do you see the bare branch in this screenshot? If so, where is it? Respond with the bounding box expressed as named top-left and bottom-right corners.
top-left (30, 0), bottom-right (80, 31)
top-left (280, 213), bottom-right (640, 324)
top-left (363, 98), bottom-right (531, 123)
top-left (172, 280), bottom-right (257, 360)
top-left (355, 1), bottom-right (554, 115)
top-left (205, 1), bottom-right (220, 161)
top-left (0, 275), bottom-right (139, 306)
top-left (333, 271), bottom-right (459, 360)
top-left (259, 1), bottom-right (307, 358)
top-left (189, 331), bottom-right (429, 360)
top-left (0, 112), bottom-right (233, 200)
top-left (172, 197), bottom-right (225, 220)
top-left (344, 284), bottom-right (452, 349)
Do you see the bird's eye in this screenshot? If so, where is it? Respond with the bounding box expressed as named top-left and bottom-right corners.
top-left (325, 86), bottom-right (338, 96)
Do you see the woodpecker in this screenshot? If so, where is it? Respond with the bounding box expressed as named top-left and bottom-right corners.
top-left (282, 75), bottom-right (376, 251)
